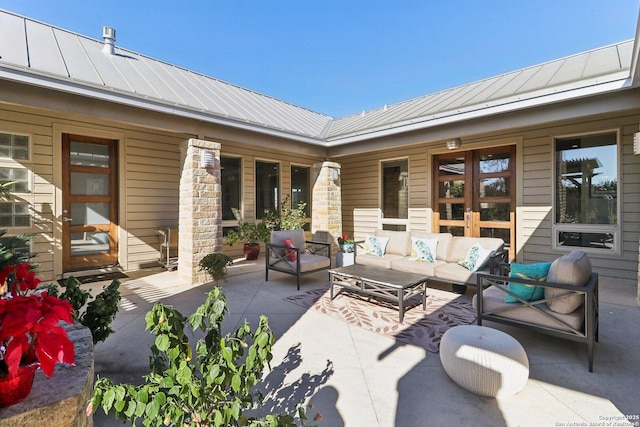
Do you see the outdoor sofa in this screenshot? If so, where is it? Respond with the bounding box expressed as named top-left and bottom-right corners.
top-left (354, 229), bottom-right (507, 293)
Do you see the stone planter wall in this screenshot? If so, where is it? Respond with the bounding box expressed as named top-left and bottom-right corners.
top-left (0, 323), bottom-right (94, 427)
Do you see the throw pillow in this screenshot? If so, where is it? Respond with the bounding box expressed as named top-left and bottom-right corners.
top-left (505, 262), bottom-right (553, 303)
top-left (364, 236), bottom-right (390, 257)
top-left (458, 243), bottom-right (492, 272)
top-left (411, 237), bottom-right (438, 262)
top-left (283, 238), bottom-right (297, 262)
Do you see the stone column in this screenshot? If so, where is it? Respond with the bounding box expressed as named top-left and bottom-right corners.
top-left (178, 139), bottom-right (223, 285)
top-left (312, 161), bottom-right (342, 251)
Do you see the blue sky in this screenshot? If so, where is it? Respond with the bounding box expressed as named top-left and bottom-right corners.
top-left (2, 1), bottom-right (639, 117)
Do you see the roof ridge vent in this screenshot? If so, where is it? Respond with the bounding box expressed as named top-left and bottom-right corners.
top-left (102, 26), bottom-right (116, 55)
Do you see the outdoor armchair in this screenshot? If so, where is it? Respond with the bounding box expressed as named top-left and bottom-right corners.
top-left (265, 229), bottom-right (331, 290)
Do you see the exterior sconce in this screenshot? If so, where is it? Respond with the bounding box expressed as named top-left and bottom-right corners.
top-left (200, 151), bottom-right (215, 168)
top-left (332, 168), bottom-right (340, 181)
top-left (446, 138), bottom-right (462, 150)
top-left (634, 132), bottom-right (640, 155)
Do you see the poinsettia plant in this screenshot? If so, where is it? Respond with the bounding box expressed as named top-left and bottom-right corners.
top-left (0, 263), bottom-right (75, 378)
top-left (337, 234), bottom-right (354, 245)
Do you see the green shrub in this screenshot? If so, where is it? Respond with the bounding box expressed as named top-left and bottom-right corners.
top-left (88, 287), bottom-right (316, 426)
top-left (198, 253), bottom-right (233, 283)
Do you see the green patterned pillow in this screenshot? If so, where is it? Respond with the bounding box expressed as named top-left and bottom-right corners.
top-left (505, 262), bottom-right (553, 303)
top-left (411, 237), bottom-right (438, 262)
top-left (458, 243), bottom-right (492, 272)
top-left (364, 236), bottom-right (390, 257)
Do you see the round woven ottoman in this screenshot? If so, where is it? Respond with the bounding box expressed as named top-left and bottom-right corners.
top-left (440, 325), bottom-right (529, 397)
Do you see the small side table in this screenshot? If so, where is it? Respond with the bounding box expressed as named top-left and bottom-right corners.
top-left (335, 252), bottom-right (354, 267)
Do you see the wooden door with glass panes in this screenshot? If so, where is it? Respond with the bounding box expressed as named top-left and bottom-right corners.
top-left (62, 134), bottom-right (118, 271)
top-left (433, 146), bottom-right (515, 260)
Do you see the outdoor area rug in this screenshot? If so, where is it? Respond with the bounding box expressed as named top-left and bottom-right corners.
top-left (284, 288), bottom-right (476, 353)
top-left (57, 271), bottom-right (128, 287)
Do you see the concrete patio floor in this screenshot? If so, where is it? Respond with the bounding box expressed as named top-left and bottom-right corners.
top-left (90, 258), bottom-right (640, 427)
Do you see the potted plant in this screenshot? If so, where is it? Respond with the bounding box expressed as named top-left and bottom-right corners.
top-left (224, 221), bottom-right (271, 260)
top-left (198, 253), bottom-right (233, 283)
top-left (0, 263), bottom-right (75, 407)
top-left (337, 234), bottom-right (355, 253)
top-left (262, 195), bottom-right (307, 231)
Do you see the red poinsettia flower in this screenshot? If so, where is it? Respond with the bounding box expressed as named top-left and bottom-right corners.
top-left (338, 234), bottom-right (354, 244)
top-left (0, 264), bottom-right (75, 378)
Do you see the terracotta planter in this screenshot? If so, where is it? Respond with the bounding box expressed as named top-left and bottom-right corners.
top-left (243, 243), bottom-right (261, 260)
top-left (0, 364), bottom-right (38, 407)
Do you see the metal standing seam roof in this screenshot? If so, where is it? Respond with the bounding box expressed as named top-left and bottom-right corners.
top-left (324, 41), bottom-right (634, 141)
top-left (0, 10), bottom-right (332, 140)
top-left (0, 8), bottom-right (636, 145)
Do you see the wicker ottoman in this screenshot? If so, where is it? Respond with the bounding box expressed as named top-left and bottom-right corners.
top-left (440, 325), bottom-right (529, 397)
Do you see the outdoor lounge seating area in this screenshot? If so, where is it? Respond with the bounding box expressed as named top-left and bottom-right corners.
top-left (89, 263), bottom-right (640, 427)
top-left (355, 229), bottom-right (508, 293)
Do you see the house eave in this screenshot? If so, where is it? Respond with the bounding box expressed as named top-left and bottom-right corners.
top-left (324, 75), bottom-right (632, 146)
top-left (0, 66), bottom-right (328, 146)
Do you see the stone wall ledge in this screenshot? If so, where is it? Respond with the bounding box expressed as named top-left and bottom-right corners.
top-left (0, 323), bottom-right (94, 427)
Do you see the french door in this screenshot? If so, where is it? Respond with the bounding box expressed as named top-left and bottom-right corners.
top-left (433, 146), bottom-right (515, 260)
top-left (62, 134), bottom-right (119, 271)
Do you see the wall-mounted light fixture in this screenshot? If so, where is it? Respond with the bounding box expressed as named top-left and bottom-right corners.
top-left (446, 138), bottom-right (462, 150)
top-left (634, 132), bottom-right (640, 155)
top-left (200, 151), bottom-right (215, 168)
top-left (332, 168), bottom-right (340, 181)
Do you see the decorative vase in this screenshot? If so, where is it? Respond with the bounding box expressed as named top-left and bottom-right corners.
top-left (0, 364), bottom-right (38, 407)
top-left (339, 243), bottom-right (355, 253)
top-left (243, 243), bottom-right (261, 260)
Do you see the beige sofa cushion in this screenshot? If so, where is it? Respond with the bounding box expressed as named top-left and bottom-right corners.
top-left (391, 258), bottom-right (446, 276)
top-left (473, 285), bottom-right (584, 332)
top-left (433, 262), bottom-right (480, 285)
top-left (355, 253), bottom-right (404, 269)
top-left (374, 230), bottom-right (410, 256)
top-left (445, 237), bottom-right (504, 264)
top-left (545, 250), bottom-right (592, 314)
top-left (410, 232), bottom-right (453, 261)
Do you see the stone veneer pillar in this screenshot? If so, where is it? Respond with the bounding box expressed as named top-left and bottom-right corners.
top-left (312, 161), bottom-right (342, 251)
top-left (178, 139), bottom-right (223, 285)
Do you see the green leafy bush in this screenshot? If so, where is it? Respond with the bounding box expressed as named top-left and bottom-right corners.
top-left (88, 287), bottom-right (316, 426)
top-left (45, 276), bottom-right (121, 345)
top-left (198, 253), bottom-right (233, 283)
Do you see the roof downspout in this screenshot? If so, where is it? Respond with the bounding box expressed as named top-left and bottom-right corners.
top-left (102, 26), bottom-right (116, 55)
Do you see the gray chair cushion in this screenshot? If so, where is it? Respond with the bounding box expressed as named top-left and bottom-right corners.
top-left (270, 229), bottom-right (306, 257)
top-left (474, 285), bottom-right (585, 332)
top-left (545, 250), bottom-right (592, 314)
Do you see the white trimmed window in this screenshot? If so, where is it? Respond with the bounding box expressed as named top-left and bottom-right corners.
top-left (381, 158), bottom-right (409, 231)
top-left (221, 156), bottom-right (242, 237)
top-left (255, 160), bottom-right (279, 219)
top-left (291, 165), bottom-right (311, 230)
top-left (0, 132), bottom-right (30, 161)
top-left (0, 132), bottom-right (32, 229)
top-left (553, 131), bottom-right (619, 253)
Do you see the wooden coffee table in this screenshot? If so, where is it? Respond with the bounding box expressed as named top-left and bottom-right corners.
top-left (328, 264), bottom-right (427, 323)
